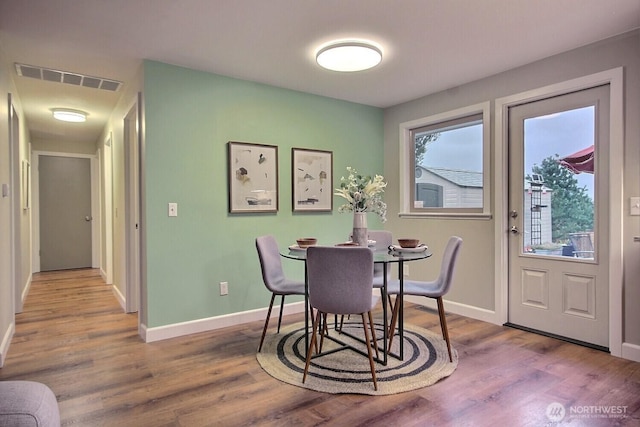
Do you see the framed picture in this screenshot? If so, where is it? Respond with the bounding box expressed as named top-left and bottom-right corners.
top-left (227, 141), bottom-right (278, 213)
top-left (292, 148), bottom-right (333, 212)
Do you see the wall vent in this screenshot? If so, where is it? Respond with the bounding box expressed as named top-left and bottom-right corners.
top-left (15, 63), bottom-right (122, 92)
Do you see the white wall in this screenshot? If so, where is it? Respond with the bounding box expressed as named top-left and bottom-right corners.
top-left (97, 64), bottom-right (143, 321)
top-left (31, 138), bottom-right (97, 155)
top-left (0, 46), bottom-right (30, 366)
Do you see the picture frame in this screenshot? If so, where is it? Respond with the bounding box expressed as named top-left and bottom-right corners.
top-left (292, 148), bottom-right (333, 212)
top-left (227, 141), bottom-right (278, 213)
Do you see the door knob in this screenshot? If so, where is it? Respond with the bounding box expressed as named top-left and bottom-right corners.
top-left (510, 225), bottom-right (519, 234)
top-left (510, 210), bottom-right (518, 218)
top-left (85, 216), bottom-right (93, 222)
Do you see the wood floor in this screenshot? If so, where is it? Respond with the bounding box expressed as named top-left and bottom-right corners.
top-left (1, 269), bottom-right (639, 426)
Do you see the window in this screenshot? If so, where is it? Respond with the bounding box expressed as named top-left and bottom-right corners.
top-left (399, 102), bottom-right (490, 217)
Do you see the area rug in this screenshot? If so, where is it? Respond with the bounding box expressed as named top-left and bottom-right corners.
top-left (256, 320), bottom-right (458, 395)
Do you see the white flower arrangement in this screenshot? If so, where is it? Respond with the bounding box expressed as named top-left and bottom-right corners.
top-left (334, 166), bottom-right (387, 222)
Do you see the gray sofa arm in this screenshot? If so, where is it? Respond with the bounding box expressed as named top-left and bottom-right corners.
top-left (0, 381), bottom-right (60, 427)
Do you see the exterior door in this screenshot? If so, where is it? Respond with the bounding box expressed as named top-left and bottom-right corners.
top-left (39, 156), bottom-right (92, 271)
top-left (508, 85), bottom-right (609, 348)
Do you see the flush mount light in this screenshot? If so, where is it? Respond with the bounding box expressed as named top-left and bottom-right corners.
top-left (316, 41), bottom-right (382, 72)
top-left (52, 108), bottom-right (87, 123)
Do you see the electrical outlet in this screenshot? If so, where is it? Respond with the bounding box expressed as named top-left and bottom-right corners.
top-left (403, 265), bottom-right (410, 277)
top-left (219, 281), bottom-right (229, 296)
top-left (168, 202), bottom-right (178, 217)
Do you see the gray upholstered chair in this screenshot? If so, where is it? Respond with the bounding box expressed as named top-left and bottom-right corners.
top-left (340, 230), bottom-right (393, 330)
top-left (387, 236), bottom-right (463, 362)
top-left (256, 235), bottom-right (306, 352)
top-left (303, 246), bottom-right (380, 391)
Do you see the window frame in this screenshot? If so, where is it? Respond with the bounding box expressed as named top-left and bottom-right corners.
top-left (399, 101), bottom-right (492, 218)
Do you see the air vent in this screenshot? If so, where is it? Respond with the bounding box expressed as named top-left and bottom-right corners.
top-left (15, 63), bottom-right (122, 92)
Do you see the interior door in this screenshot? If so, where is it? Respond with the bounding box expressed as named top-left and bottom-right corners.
top-left (39, 156), bottom-right (92, 271)
top-left (507, 85), bottom-right (609, 349)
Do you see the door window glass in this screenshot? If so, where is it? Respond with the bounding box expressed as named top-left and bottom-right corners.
top-left (523, 106), bottom-right (595, 258)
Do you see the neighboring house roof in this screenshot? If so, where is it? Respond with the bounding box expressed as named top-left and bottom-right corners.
top-left (422, 166), bottom-right (483, 188)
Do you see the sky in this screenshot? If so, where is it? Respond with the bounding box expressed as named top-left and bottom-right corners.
top-left (524, 106), bottom-right (595, 200)
top-left (420, 106), bottom-right (595, 200)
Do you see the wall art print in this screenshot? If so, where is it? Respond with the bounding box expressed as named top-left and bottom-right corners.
top-left (228, 141), bottom-right (278, 213)
top-left (292, 148), bottom-right (333, 212)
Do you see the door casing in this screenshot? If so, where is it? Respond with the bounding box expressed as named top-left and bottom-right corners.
top-left (494, 67), bottom-right (624, 357)
top-left (124, 95), bottom-right (142, 314)
top-left (9, 98), bottom-right (22, 313)
top-left (506, 85), bottom-right (609, 348)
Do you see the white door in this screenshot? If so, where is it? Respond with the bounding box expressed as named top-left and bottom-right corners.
top-left (508, 85), bottom-right (609, 349)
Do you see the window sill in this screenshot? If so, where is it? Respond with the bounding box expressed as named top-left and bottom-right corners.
top-left (398, 212), bottom-right (493, 220)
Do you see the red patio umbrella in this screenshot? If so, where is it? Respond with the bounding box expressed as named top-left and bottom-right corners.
top-left (558, 145), bottom-right (594, 174)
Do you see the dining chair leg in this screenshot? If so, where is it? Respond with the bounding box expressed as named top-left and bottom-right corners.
top-left (277, 295), bottom-right (285, 333)
top-left (303, 310), bottom-right (321, 384)
top-left (361, 313), bottom-right (378, 391)
top-left (307, 302), bottom-right (319, 354)
top-left (338, 314), bottom-right (353, 332)
top-left (323, 315), bottom-right (329, 337)
top-left (258, 293), bottom-right (276, 352)
top-left (368, 310), bottom-right (379, 360)
top-left (436, 297), bottom-right (453, 362)
top-left (319, 312), bottom-right (328, 353)
top-left (387, 296), bottom-right (400, 352)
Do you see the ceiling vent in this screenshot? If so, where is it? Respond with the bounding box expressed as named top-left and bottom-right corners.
top-left (15, 63), bottom-right (122, 92)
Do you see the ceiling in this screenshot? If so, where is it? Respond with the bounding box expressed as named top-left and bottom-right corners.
top-left (1, 0), bottom-right (639, 146)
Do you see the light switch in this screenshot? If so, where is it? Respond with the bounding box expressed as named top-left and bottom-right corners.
top-left (631, 197), bottom-right (640, 216)
top-left (168, 202), bottom-right (178, 217)
top-left (1, 183), bottom-right (8, 198)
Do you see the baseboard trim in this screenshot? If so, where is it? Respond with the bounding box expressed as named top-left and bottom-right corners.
top-left (144, 301), bottom-right (306, 343)
top-left (622, 342), bottom-right (640, 362)
top-left (20, 273), bottom-right (32, 308)
top-left (0, 321), bottom-right (15, 368)
top-left (404, 295), bottom-right (501, 325)
top-left (142, 297), bottom-right (498, 343)
top-left (137, 297), bottom-right (640, 362)
top-left (111, 285), bottom-right (126, 311)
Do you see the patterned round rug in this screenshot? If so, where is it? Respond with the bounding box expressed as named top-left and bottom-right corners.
top-left (256, 320), bottom-right (458, 395)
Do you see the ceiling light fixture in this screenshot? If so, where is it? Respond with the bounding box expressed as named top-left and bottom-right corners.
top-left (316, 41), bottom-right (382, 72)
top-left (52, 108), bottom-right (87, 123)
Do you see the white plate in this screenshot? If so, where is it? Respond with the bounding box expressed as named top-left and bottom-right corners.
top-left (338, 240), bottom-right (377, 247)
top-left (288, 245), bottom-right (307, 252)
top-left (388, 244), bottom-right (428, 253)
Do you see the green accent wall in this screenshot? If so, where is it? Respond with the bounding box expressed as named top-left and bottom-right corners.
top-left (143, 60), bottom-right (383, 327)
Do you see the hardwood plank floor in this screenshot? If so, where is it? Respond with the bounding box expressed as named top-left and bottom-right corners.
top-left (1, 269), bottom-right (639, 426)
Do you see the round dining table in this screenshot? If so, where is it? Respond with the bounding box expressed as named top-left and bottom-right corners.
top-left (281, 246), bottom-right (432, 365)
